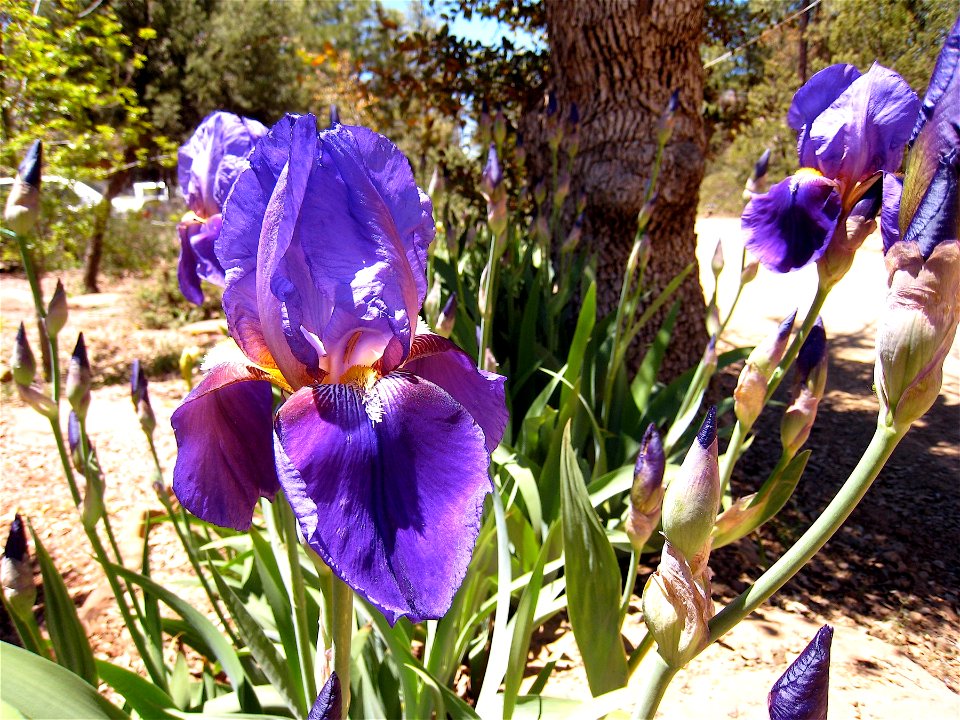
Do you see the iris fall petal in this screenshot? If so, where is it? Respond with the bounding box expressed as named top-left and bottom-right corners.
top-left (178, 216), bottom-right (224, 305)
top-left (172, 362), bottom-right (280, 530)
top-left (742, 173), bottom-right (842, 272)
top-left (274, 373), bottom-right (491, 624)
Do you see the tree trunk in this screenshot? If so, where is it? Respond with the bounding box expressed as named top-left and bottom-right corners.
top-left (536, 0), bottom-right (708, 376)
top-left (82, 170), bottom-right (128, 294)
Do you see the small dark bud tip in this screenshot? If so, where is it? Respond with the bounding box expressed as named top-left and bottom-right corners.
top-left (4, 514), bottom-right (28, 562)
top-left (696, 406), bottom-right (718, 449)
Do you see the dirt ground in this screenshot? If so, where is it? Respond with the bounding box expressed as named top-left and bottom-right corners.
top-left (0, 218), bottom-right (957, 718)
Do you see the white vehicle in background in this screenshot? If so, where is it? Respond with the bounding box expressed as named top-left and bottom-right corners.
top-left (0, 176), bottom-right (169, 214)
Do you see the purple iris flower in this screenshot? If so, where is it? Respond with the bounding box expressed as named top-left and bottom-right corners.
top-left (768, 625), bottom-right (833, 720)
top-left (743, 63), bottom-right (919, 273)
top-left (177, 111), bottom-right (268, 305)
top-left (171, 114), bottom-right (508, 624)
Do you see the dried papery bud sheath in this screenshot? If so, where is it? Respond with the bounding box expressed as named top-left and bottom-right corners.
top-left (661, 407), bottom-right (720, 562)
top-left (308, 671), bottom-right (342, 720)
top-left (12, 322), bottom-right (36, 387)
top-left (768, 625), bottom-right (833, 720)
top-left (642, 541), bottom-right (712, 668)
top-left (45, 280), bottom-right (68, 338)
top-left (2, 514), bottom-right (36, 619)
top-left (436, 293), bottom-right (457, 338)
top-left (781, 318), bottom-right (828, 457)
top-left (4, 140), bottom-right (42, 235)
top-left (626, 424), bottom-right (666, 553)
top-left (65, 334), bottom-right (92, 421)
top-left (735, 311), bottom-right (797, 429)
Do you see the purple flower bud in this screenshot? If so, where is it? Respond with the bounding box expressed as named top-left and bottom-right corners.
top-left (493, 105), bottom-right (507, 147)
top-left (4, 141), bottom-right (42, 235)
top-left (131, 360), bottom-right (156, 437)
top-left (533, 179), bottom-right (547, 206)
top-left (68, 410), bottom-right (84, 472)
top-left (626, 424), bottom-right (666, 553)
top-left (657, 90), bottom-right (680, 143)
top-left (45, 280), bottom-right (68, 338)
top-left (711, 239), bottom-right (724, 277)
top-left (436, 293), bottom-right (457, 338)
top-left (2, 513), bottom-right (36, 619)
top-left (308, 671), bottom-right (342, 720)
top-left (741, 254), bottom-right (760, 284)
top-left (545, 91), bottom-right (558, 118)
top-left (735, 311), bottom-right (797, 429)
top-left (768, 625), bottom-right (833, 720)
top-left (481, 144), bottom-right (503, 195)
top-left (754, 148), bottom-right (771, 183)
top-left (662, 407), bottom-right (720, 562)
top-left (66, 333), bottom-right (92, 421)
top-left (562, 212), bottom-right (585, 254)
top-left (553, 170), bottom-right (571, 209)
top-left (782, 319), bottom-right (827, 456)
top-left (12, 322), bottom-right (36, 388)
top-left (329, 104), bottom-right (341, 127)
top-left (638, 192), bottom-right (658, 232)
top-left (568, 102), bottom-right (580, 127)
top-left (795, 318), bottom-right (827, 392)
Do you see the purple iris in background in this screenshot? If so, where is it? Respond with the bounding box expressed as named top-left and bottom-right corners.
top-left (177, 111), bottom-right (268, 305)
top-left (743, 63), bottom-right (919, 273)
top-left (768, 625), bottom-right (833, 720)
top-left (171, 113), bottom-right (507, 624)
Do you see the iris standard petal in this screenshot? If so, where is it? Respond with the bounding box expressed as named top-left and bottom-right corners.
top-left (742, 172), bottom-right (843, 272)
top-left (274, 373), bottom-right (491, 624)
top-left (178, 111), bottom-right (267, 218)
top-left (172, 362), bottom-right (280, 530)
top-left (218, 114), bottom-right (320, 387)
top-left (911, 13), bottom-right (960, 142)
top-left (177, 215), bottom-right (225, 306)
top-left (881, 173), bottom-right (903, 252)
top-left (401, 333), bottom-right (507, 453)
top-left (809, 64), bottom-right (919, 187)
top-left (788, 64), bottom-right (861, 167)
top-left (295, 124), bottom-right (435, 372)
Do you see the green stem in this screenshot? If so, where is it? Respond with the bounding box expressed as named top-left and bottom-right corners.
top-left (13, 229), bottom-right (45, 321)
top-left (709, 423), bottom-right (904, 641)
top-left (277, 499), bottom-right (317, 706)
top-left (331, 577), bottom-right (354, 717)
top-left (631, 652), bottom-right (677, 720)
top-left (478, 227), bottom-right (504, 370)
top-left (718, 420), bottom-right (747, 506)
top-left (619, 550), bottom-right (639, 625)
top-left (627, 631), bottom-right (654, 675)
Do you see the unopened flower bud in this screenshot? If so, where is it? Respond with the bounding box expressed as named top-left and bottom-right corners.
top-left (734, 311), bottom-right (797, 428)
top-left (329, 104), bottom-right (340, 127)
top-left (626, 424), bottom-right (665, 553)
top-left (781, 318), bottom-right (828, 457)
top-left (66, 334), bottom-right (92, 421)
top-left (642, 541), bottom-right (712, 668)
top-left (477, 100), bottom-right (492, 148)
top-left (12, 323), bottom-right (36, 387)
top-left (436, 293), bottom-right (457, 338)
top-left (656, 90), bottom-right (680, 145)
top-left (131, 360), bottom-right (157, 438)
top-left (81, 469), bottom-right (105, 529)
top-left (561, 213), bottom-right (584, 254)
top-left (553, 171), bottom-right (570, 210)
top-left (4, 141), bottom-right (42, 235)
top-left (768, 625), bottom-right (833, 720)
top-left (493, 105), bottom-right (507, 147)
top-left (743, 148), bottom-right (771, 198)
top-left (637, 233), bottom-right (652, 275)
top-left (480, 144), bottom-right (503, 197)
top-left (711, 239), bottom-right (724, 277)
top-left (45, 280), bottom-right (68, 337)
top-left (637, 192), bottom-right (658, 233)
top-left (308, 670), bottom-right (342, 720)
top-left (705, 302), bottom-right (721, 337)
top-left (2, 514), bottom-right (36, 620)
top-left (741, 254), bottom-right (760, 284)
top-left (428, 166), bottom-right (444, 198)
top-left (662, 407), bottom-right (720, 562)
top-left (67, 410), bottom-right (84, 473)
top-left (533, 180), bottom-right (547, 207)
top-left (819, 177), bottom-right (884, 287)
top-left (18, 384), bottom-right (58, 419)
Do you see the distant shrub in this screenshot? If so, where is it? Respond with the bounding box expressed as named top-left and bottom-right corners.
top-left (133, 259), bottom-right (223, 329)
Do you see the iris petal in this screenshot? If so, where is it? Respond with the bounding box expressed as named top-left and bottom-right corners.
top-left (742, 173), bottom-right (843, 273)
top-left (402, 333), bottom-right (507, 453)
top-left (274, 373), bottom-right (491, 624)
top-left (881, 173), bottom-right (903, 252)
top-left (809, 64), bottom-right (919, 187)
top-left (768, 625), bottom-right (833, 720)
top-left (172, 362), bottom-right (280, 530)
top-left (788, 64), bottom-right (861, 167)
top-left (178, 215), bottom-right (224, 306)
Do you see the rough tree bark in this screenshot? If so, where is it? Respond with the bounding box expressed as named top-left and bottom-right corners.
top-left (534, 0), bottom-right (709, 376)
top-left (82, 169), bottom-right (128, 294)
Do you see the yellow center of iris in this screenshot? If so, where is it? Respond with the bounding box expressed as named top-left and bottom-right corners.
top-left (794, 167), bottom-right (824, 180)
top-left (339, 365), bottom-right (379, 392)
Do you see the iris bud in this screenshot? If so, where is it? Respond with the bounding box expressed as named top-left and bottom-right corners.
top-left (711, 239), bottom-right (724, 277)
top-left (428, 166), bottom-right (444, 198)
top-left (477, 100), bottom-right (492, 148)
top-left (642, 541), bottom-right (712, 668)
top-left (66, 334), bottom-right (92, 421)
top-left (533, 180), bottom-right (547, 206)
top-left (768, 625), bottom-right (833, 720)
top-left (436, 293), bottom-right (457, 338)
top-left (481, 145), bottom-right (507, 238)
top-left (329, 104), bottom-right (341, 127)
top-left (657, 90), bottom-right (680, 145)
top-left (705, 301), bottom-right (721, 337)
top-left (743, 148), bottom-right (772, 198)
top-left (308, 671), bottom-right (342, 720)
top-left (662, 407), bottom-right (720, 562)
top-left (131, 360), bottom-right (157, 438)
top-left (637, 192), bottom-right (658, 234)
top-left (12, 322), bottom-right (36, 387)
top-left (781, 318), bottom-right (828, 457)
top-left (626, 424), bottom-right (666, 553)
top-left (741, 254), bottom-right (760, 285)
top-left (562, 212), bottom-right (584, 254)
top-left (2, 514), bottom-right (36, 620)
top-left (553, 170), bottom-right (571, 210)
top-left (81, 469), bottom-right (105, 529)
top-left (4, 141), bottom-right (42, 235)
top-left (67, 410), bottom-right (84, 473)
top-left (819, 177), bottom-right (884, 287)
top-left (45, 280), bottom-right (68, 338)
top-left (734, 311), bottom-right (797, 429)
top-left (493, 105), bottom-right (507, 147)
top-left (18, 384), bottom-right (58, 419)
